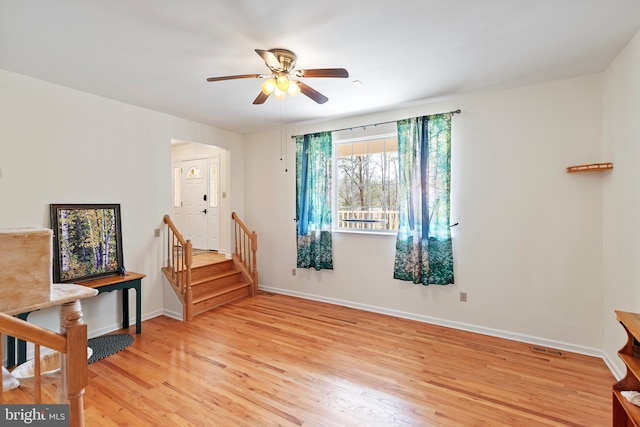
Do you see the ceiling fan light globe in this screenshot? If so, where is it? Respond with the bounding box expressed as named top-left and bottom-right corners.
top-left (261, 79), bottom-right (276, 95)
top-left (276, 75), bottom-right (290, 91)
top-left (274, 87), bottom-right (285, 99)
top-left (288, 81), bottom-right (301, 96)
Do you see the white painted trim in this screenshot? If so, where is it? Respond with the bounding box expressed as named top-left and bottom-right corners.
top-left (86, 308), bottom-right (165, 338)
top-left (259, 285), bottom-right (609, 362)
top-left (162, 308), bottom-right (183, 321)
top-left (604, 353), bottom-right (625, 381)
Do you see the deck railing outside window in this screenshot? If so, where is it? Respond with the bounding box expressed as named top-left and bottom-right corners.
top-left (338, 210), bottom-right (399, 231)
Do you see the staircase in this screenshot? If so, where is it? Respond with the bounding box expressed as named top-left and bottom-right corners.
top-left (162, 213), bottom-right (258, 321)
top-left (189, 254), bottom-right (251, 317)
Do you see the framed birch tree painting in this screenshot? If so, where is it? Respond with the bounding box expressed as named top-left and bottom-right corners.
top-left (50, 203), bottom-right (124, 283)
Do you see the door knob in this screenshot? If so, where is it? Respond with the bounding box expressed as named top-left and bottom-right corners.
top-left (201, 209), bottom-right (207, 214)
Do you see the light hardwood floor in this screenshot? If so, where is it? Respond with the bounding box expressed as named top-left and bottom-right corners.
top-left (73, 294), bottom-right (617, 425)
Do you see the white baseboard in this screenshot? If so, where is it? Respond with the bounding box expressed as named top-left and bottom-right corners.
top-left (162, 308), bottom-right (183, 321)
top-left (87, 308), bottom-right (165, 338)
top-left (259, 285), bottom-right (609, 362)
top-left (604, 352), bottom-right (625, 381)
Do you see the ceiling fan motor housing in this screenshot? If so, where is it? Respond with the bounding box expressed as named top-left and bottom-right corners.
top-left (269, 48), bottom-right (297, 73)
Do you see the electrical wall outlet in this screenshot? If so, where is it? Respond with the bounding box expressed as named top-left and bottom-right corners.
top-left (154, 228), bottom-right (160, 237)
top-left (459, 292), bottom-right (467, 302)
top-left (292, 268), bottom-right (297, 276)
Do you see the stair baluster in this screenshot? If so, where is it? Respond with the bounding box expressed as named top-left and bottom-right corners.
top-left (163, 215), bottom-right (193, 320)
top-left (232, 212), bottom-right (258, 295)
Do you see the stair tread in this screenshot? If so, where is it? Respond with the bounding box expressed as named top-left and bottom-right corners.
top-left (191, 269), bottom-right (241, 286)
top-left (193, 281), bottom-right (251, 303)
top-left (192, 258), bottom-right (233, 269)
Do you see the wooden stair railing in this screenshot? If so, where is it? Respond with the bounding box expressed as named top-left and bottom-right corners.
top-left (0, 306), bottom-right (88, 427)
top-left (162, 214), bottom-right (193, 321)
top-left (232, 212), bottom-right (258, 295)
top-left (162, 213), bottom-right (258, 320)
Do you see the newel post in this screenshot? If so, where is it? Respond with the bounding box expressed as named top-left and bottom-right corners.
top-left (59, 300), bottom-right (88, 427)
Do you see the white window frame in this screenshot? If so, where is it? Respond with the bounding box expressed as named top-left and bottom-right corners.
top-left (332, 126), bottom-right (399, 235)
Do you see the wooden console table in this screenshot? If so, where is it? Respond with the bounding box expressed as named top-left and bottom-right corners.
top-left (80, 272), bottom-right (145, 335)
top-left (6, 272), bottom-right (145, 367)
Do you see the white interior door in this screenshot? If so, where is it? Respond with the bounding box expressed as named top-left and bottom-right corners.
top-left (182, 159), bottom-right (208, 250)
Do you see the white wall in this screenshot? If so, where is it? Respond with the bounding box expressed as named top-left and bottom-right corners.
top-left (0, 69), bottom-right (244, 336)
top-left (244, 74), bottom-right (606, 354)
top-left (602, 29), bottom-right (640, 378)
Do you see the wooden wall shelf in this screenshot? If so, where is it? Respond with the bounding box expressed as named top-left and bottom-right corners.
top-left (566, 162), bottom-right (613, 173)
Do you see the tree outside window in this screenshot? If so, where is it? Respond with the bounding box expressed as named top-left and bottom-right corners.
top-left (335, 134), bottom-right (399, 232)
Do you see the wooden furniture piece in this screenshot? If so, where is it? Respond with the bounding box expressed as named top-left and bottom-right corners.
top-left (79, 272), bottom-right (145, 334)
top-left (0, 229), bottom-right (54, 312)
top-left (613, 310), bottom-right (640, 426)
top-left (1, 283), bottom-right (97, 427)
top-left (6, 273), bottom-right (145, 367)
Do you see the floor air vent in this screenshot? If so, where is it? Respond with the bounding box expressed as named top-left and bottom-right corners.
top-left (531, 345), bottom-right (565, 358)
top-left (258, 290), bottom-right (276, 297)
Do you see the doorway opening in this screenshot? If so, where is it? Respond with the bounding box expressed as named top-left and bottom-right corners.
top-left (171, 140), bottom-right (231, 255)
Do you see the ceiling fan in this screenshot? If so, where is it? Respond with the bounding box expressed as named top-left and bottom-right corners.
top-left (206, 48), bottom-right (349, 105)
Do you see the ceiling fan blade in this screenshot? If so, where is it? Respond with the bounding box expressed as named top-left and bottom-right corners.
top-left (298, 82), bottom-right (328, 104)
top-left (255, 49), bottom-right (281, 70)
top-left (296, 68), bottom-right (349, 78)
top-left (253, 91), bottom-right (270, 105)
top-left (206, 74), bottom-right (262, 82)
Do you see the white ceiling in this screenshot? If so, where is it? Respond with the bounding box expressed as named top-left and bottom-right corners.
top-left (1, 1), bottom-right (639, 135)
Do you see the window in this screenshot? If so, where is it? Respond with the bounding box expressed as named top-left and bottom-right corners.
top-left (186, 166), bottom-right (202, 179)
top-left (334, 125), bottom-right (399, 233)
top-left (209, 163), bottom-right (218, 208)
top-left (173, 167), bottom-right (182, 207)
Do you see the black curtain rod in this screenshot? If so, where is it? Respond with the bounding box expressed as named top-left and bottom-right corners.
top-left (290, 109), bottom-right (461, 139)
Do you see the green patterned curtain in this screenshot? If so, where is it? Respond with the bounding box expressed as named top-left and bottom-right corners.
top-left (393, 113), bottom-right (453, 285)
top-left (296, 132), bottom-right (333, 270)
